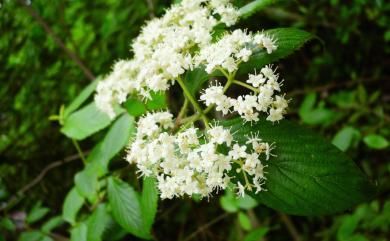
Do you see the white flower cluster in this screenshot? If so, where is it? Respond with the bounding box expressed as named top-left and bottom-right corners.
top-left (200, 65), bottom-right (288, 122)
top-left (95, 0), bottom-right (240, 118)
top-left (127, 111), bottom-right (270, 199)
top-left (196, 29), bottom-right (277, 74)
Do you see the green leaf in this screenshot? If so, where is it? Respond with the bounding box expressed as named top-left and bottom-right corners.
top-left (141, 177), bottom-right (158, 232)
top-left (17, 231), bottom-right (44, 241)
top-left (61, 102), bottom-right (124, 140)
top-left (96, 113), bottom-right (135, 172)
top-left (71, 223), bottom-right (88, 241)
top-left (62, 187), bottom-right (85, 225)
top-left (146, 91), bottom-right (167, 110)
top-left (332, 127), bottom-right (360, 152)
top-left (363, 134), bottom-right (389, 150)
top-left (244, 227), bottom-right (269, 241)
top-left (238, 28), bottom-right (315, 75)
top-left (27, 201), bottom-right (50, 224)
top-left (107, 177), bottom-right (151, 239)
top-left (87, 204), bottom-right (111, 241)
top-left (64, 79), bottom-right (99, 117)
top-left (41, 216), bottom-right (64, 233)
top-left (222, 118), bottom-right (376, 215)
top-left (124, 98), bottom-right (147, 117)
top-left (0, 217), bottom-right (16, 231)
top-left (238, 212), bottom-right (252, 231)
top-left (337, 215), bottom-right (360, 241)
top-left (239, 0), bottom-right (285, 19)
top-left (237, 195), bottom-right (258, 210)
top-left (220, 188), bottom-right (239, 213)
top-left (184, 67), bottom-right (210, 96)
top-left (74, 164), bottom-right (99, 203)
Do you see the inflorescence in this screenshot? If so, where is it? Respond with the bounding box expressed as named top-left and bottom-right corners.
top-left (94, 0), bottom-right (289, 199)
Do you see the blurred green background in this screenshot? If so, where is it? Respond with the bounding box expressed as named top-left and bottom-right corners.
top-left (1, 0), bottom-right (389, 240)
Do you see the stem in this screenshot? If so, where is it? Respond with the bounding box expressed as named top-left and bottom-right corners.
top-left (177, 98), bottom-right (189, 120)
top-left (232, 80), bottom-right (259, 93)
top-left (72, 139), bottom-right (87, 163)
top-left (176, 76), bottom-right (210, 128)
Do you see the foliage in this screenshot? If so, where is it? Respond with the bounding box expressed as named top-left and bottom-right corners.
top-left (1, 0), bottom-right (389, 240)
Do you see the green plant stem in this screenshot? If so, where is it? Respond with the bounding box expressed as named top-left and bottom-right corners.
top-left (176, 76), bottom-right (210, 128)
top-left (177, 98), bottom-right (189, 120)
top-left (232, 80), bottom-right (259, 93)
top-left (72, 139), bottom-right (86, 163)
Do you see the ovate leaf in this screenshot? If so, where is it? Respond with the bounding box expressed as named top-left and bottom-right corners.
top-left (244, 227), bottom-right (269, 241)
top-left (363, 134), bottom-right (389, 150)
top-left (61, 102), bottom-right (122, 140)
top-left (238, 28), bottom-right (315, 75)
top-left (27, 201), bottom-right (50, 224)
top-left (87, 204), bottom-right (111, 241)
top-left (41, 216), bottom-right (64, 233)
top-left (238, 212), bottom-right (252, 231)
top-left (141, 177), bottom-right (158, 232)
top-left (332, 127), bottom-right (360, 151)
top-left (107, 177), bottom-right (150, 239)
top-left (62, 187), bottom-right (85, 225)
top-left (74, 164), bottom-right (99, 203)
top-left (223, 118), bottom-right (376, 215)
top-left (70, 223), bottom-right (87, 241)
top-left (64, 79), bottom-right (99, 117)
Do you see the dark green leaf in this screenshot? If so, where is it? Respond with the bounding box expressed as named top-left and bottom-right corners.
top-left (64, 79), bottom-right (99, 117)
top-left (141, 177), bottom-right (158, 232)
top-left (222, 118), bottom-right (376, 215)
top-left (62, 187), bottom-right (85, 225)
top-left (61, 102), bottom-right (122, 140)
top-left (363, 134), bottom-right (389, 150)
top-left (17, 231), bottom-right (44, 241)
top-left (0, 217), bottom-right (16, 231)
top-left (238, 28), bottom-right (315, 75)
top-left (107, 177), bottom-right (151, 239)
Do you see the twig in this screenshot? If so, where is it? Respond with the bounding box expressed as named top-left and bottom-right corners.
top-left (19, 0), bottom-right (95, 81)
top-left (278, 213), bottom-right (302, 241)
top-left (1, 151), bottom-right (89, 212)
top-left (183, 213), bottom-right (230, 241)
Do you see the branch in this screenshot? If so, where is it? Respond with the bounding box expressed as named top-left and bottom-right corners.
top-left (183, 213), bottom-right (230, 241)
top-left (19, 0), bottom-right (95, 81)
top-left (1, 151), bottom-right (89, 212)
top-left (278, 213), bottom-right (302, 241)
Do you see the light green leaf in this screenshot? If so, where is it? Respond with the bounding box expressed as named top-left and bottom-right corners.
top-left (239, 0), bottom-right (285, 19)
top-left (62, 187), bottom-right (85, 225)
top-left (244, 227), bottom-right (269, 241)
top-left (141, 177), bottom-right (158, 232)
top-left (74, 164), bottom-right (99, 203)
top-left (220, 188), bottom-right (239, 213)
top-left (237, 195), bottom-right (258, 210)
top-left (363, 134), bottom-right (389, 150)
top-left (238, 212), bottom-right (252, 231)
top-left (64, 79), bottom-right (99, 117)
top-left (337, 215), bottom-right (360, 241)
top-left (107, 177), bottom-right (151, 239)
top-left (71, 223), bottom-right (87, 241)
top-left (27, 201), bottom-right (50, 224)
top-left (222, 118), bottom-right (376, 215)
top-left (87, 204), bottom-right (111, 241)
top-left (61, 102), bottom-right (123, 140)
top-left (332, 127), bottom-right (360, 152)
top-left (96, 113), bottom-right (135, 172)
top-left (238, 28), bottom-right (315, 75)
top-left (41, 216), bottom-right (64, 233)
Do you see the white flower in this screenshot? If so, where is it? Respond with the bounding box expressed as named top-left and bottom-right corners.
top-left (229, 144), bottom-right (247, 160)
top-left (236, 181), bottom-right (246, 197)
top-left (247, 73), bottom-right (266, 88)
top-left (208, 125), bottom-right (233, 146)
